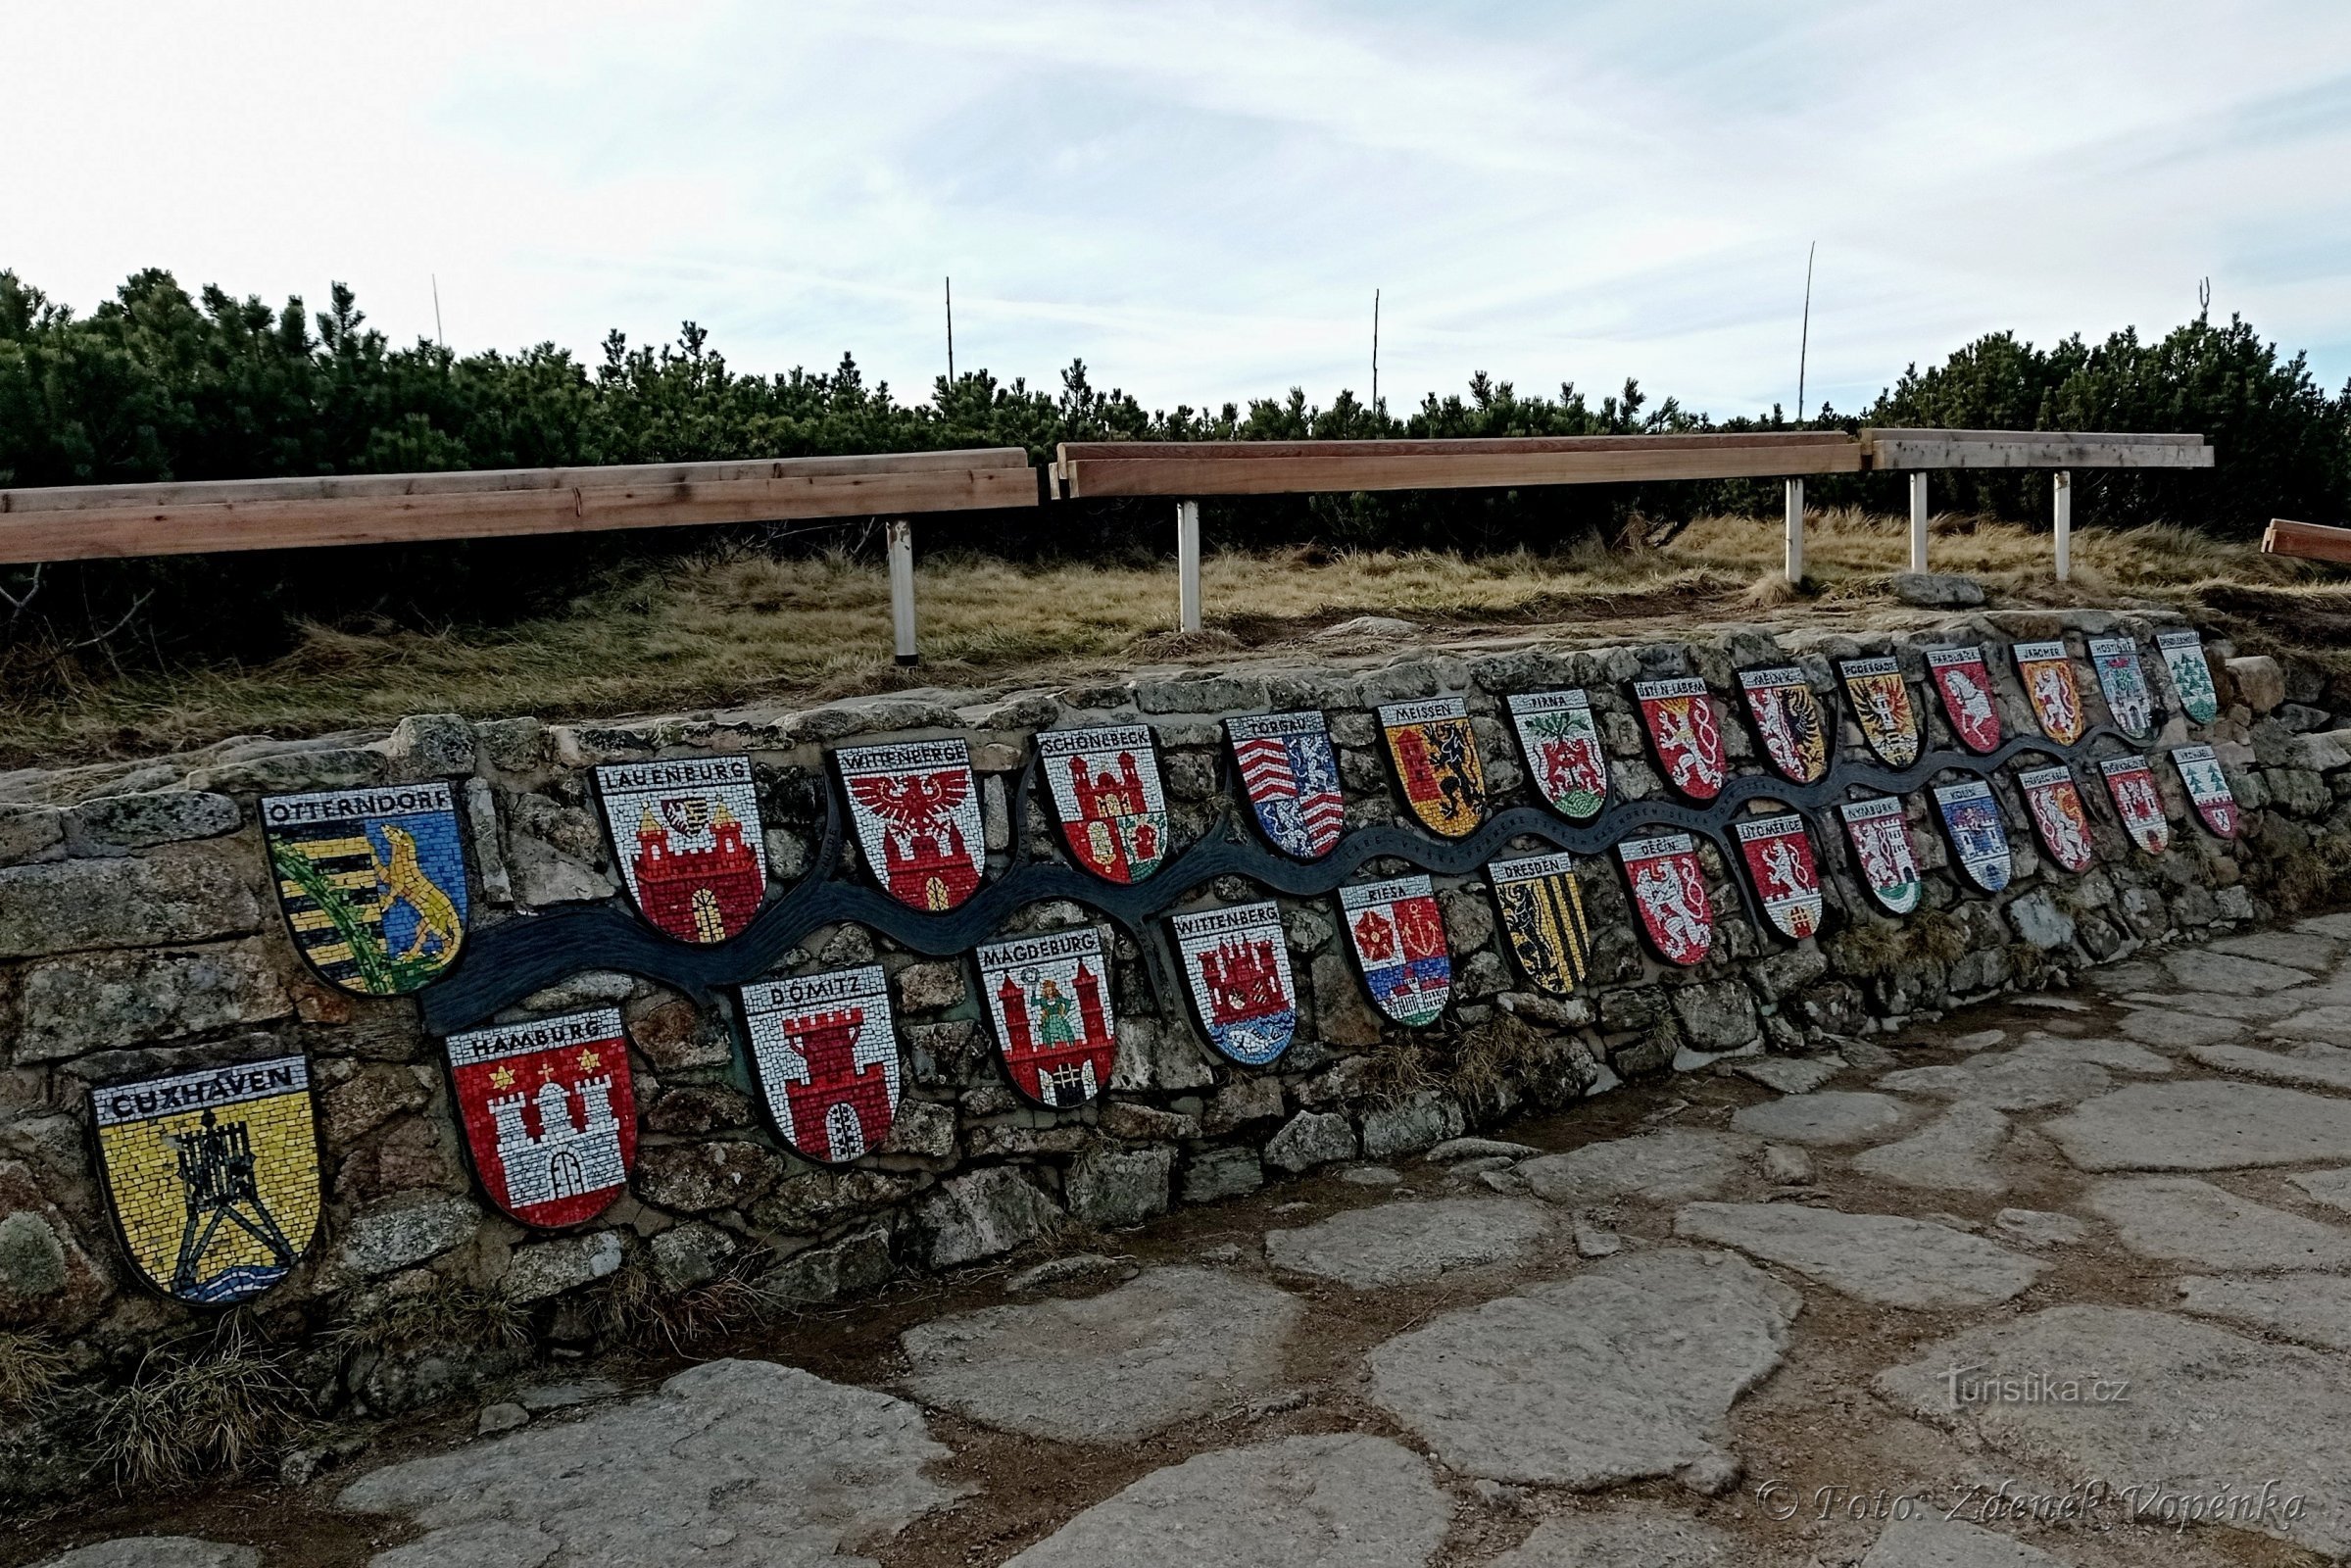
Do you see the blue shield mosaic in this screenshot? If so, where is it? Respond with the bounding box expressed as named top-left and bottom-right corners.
top-left (262, 784), bottom-right (468, 996)
top-left (1170, 902), bottom-right (1298, 1065)
top-left (1226, 710), bottom-right (1346, 860)
top-left (1932, 779), bottom-right (2013, 894)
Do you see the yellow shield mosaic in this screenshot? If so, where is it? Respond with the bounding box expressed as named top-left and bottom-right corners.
top-left (93, 1056), bottom-right (321, 1305)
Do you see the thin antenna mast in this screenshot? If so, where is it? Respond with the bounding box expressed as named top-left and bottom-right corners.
top-left (1371, 288), bottom-right (1381, 416)
top-left (431, 274), bottom-right (446, 349)
top-left (1795, 242), bottom-right (1815, 422)
top-left (945, 276), bottom-right (955, 382)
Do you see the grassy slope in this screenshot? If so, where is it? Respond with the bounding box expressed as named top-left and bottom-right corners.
top-left (4, 510), bottom-right (2345, 766)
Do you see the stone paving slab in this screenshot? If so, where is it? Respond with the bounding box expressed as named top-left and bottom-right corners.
top-left (1675, 1203), bottom-right (2045, 1308)
top-left (2177, 1274), bottom-right (2351, 1352)
top-left (1365, 1248), bottom-right (1798, 1488)
top-left (2293, 1168), bottom-right (2351, 1213)
top-left (1730, 1092), bottom-right (1912, 1146)
top-left (1518, 1129), bottom-right (1756, 1208)
top-left (1264, 1197), bottom-right (1553, 1288)
top-left (1728, 1054), bottom-right (1844, 1095)
top-left (2189, 1040), bottom-right (2351, 1095)
top-left (336, 1358), bottom-right (962, 1568)
top-left (2135, 989), bottom-right (2311, 1022)
top-left (2041, 1080), bottom-right (2351, 1171)
top-left (1002, 1434), bottom-right (1448, 1568)
top-left (2301, 913), bottom-right (2351, 940)
top-left (1877, 1052), bottom-right (2112, 1113)
top-left (2082, 1178), bottom-right (2351, 1271)
top-left (1851, 1103), bottom-right (2012, 1195)
top-left (2113, 1010), bottom-right (2241, 1050)
top-left (33, 1544), bottom-right (259, 1568)
top-left (899, 1266), bottom-right (1300, 1443)
top-left (2266, 1006), bottom-right (2351, 1043)
top-left (1876, 1305), bottom-right (2351, 1560)
top-left (2209, 930), bottom-right (2340, 971)
top-left (2162, 949), bottom-right (2315, 992)
top-left (1484, 1506), bottom-right (1744, 1565)
top-left (1857, 1517), bottom-right (2076, 1566)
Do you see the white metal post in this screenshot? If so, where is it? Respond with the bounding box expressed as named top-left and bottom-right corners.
top-left (1784, 477), bottom-right (1804, 586)
top-left (1177, 498), bottom-right (1202, 632)
top-left (2052, 470), bottom-right (2073, 583)
top-left (1908, 471), bottom-right (1930, 573)
top-left (886, 518), bottom-right (918, 665)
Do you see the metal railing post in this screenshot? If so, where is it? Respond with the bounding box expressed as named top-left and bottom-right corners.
top-left (887, 518), bottom-right (918, 664)
top-left (1784, 477), bottom-right (1804, 586)
top-left (1908, 471), bottom-right (1930, 572)
top-left (1177, 499), bottom-right (1202, 632)
top-left (2052, 470), bottom-right (2073, 583)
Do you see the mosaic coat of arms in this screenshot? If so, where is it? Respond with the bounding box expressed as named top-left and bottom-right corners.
top-left (1925, 647), bottom-right (2003, 755)
top-left (1840, 795), bottom-right (1923, 914)
top-left (740, 966), bottom-right (902, 1164)
top-left (1933, 779), bottom-right (2013, 894)
top-left (1341, 875), bottom-right (1452, 1025)
top-left (837, 739), bottom-right (986, 912)
top-left (1227, 710), bottom-right (1346, 860)
top-left (2088, 637), bottom-right (2156, 741)
top-left (1839, 657), bottom-right (1920, 768)
top-left (2100, 755), bottom-right (2171, 857)
top-left (2012, 641), bottom-right (2084, 745)
top-left (1633, 678), bottom-right (1725, 802)
top-left (2016, 763), bottom-right (2097, 873)
top-left (1506, 690), bottom-right (1609, 819)
top-left (977, 928), bottom-right (1120, 1107)
top-left (2156, 629), bottom-right (2220, 724)
top-left (262, 784), bottom-right (467, 996)
top-left (1735, 813), bottom-right (1824, 940)
top-left (1488, 852), bottom-right (1592, 997)
top-left (2173, 745), bottom-right (2238, 839)
top-left (1739, 666), bottom-right (1831, 784)
top-left (1040, 725), bottom-right (1170, 884)
top-left (94, 1056), bottom-right (319, 1305)
top-left (445, 1008), bottom-right (637, 1229)
top-left (1379, 698), bottom-right (1487, 837)
top-left (1170, 902), bottom-right (1298, 1065)
top-left (596, 757), bottom-right (766, 944)
top-left (1618, 832), bottom-right (1714, 965)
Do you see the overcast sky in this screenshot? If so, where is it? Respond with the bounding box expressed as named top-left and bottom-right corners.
top-left (13, 2), bottom-right (2351, 418)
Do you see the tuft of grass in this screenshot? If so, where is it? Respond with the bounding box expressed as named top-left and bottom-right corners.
top-left (2272, 830), bottom-right (2351, 915)
top-left (0, 1329), bottom-right (70, 1419)
top-left (1353, 1039), bottom-right (1442, 1110)
top-left (1909, 909), bottom-right (1973, 965)
top-left (595, 1261), bottom-right (776, 1352)
top-left (2005, 943), bottom-right (2053, 989)
top-left (1829, 920), bottom-right (1909, 977)
top-left (94, 1320), bottom-right (308, 1491)
top-left (327, 1281), bottom-right (530, 1357)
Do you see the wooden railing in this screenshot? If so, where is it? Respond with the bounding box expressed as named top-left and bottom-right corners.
top-left (0, 428), bottom-right (2217, 663)
top-left (2263, 517), bottom-right (2351, 564)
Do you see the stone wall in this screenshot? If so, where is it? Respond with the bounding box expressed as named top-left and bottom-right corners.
top-left (2, 607), bottom-right (2348, 1466)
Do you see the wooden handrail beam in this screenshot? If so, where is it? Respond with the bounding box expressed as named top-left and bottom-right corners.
top-left (2263, 517), bottom-right (2351, 564)
top-left (1860, 429), bottom-right (2213, 470)
top-left (0, 450), bottom-right (1039, 565)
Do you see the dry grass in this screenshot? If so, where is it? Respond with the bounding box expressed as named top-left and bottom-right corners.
top-left (4, 510), bottom-right (2342, 764)
top-left (0, 1329), bottom-right (70, 1418)
top-left (94, 1320), bottom-right (308, 1491)
top-left (327, 1280), bottom-right (531, 1357)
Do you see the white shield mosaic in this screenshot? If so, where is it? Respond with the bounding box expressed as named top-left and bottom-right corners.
top-left (1040, 725), bottom-right (1171, 884)
top-left (2156, 628), bottom-right (2220, 724)
top-left (2173, 744), bottom-right (2238, 839)
top-left (1506, 690), bottom-right (1610, 819)
top-left (740, 965), bottom-right (904, 1164)
top-left (977, 927), bottom-right (1120, 1107)
top-left (2087, 636), bottom-right (2156, 741)
top-left (1840, 795), bottom-right (1923, 914)
top-left (1170, 902), bottom-right (1298, 1065)
top-left (837, 739), bottom-right (987, 912)
top-left (596, 756), bottom-right (767, 945)
top-left (1618, 832), bottom-right (1714, 965)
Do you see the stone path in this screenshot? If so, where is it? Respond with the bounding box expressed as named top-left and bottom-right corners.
top-left (34, 912), bottom-right (2351, 1568)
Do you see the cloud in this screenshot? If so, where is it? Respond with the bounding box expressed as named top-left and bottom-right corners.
top-left (9, 0), bottom-right (2351, 418)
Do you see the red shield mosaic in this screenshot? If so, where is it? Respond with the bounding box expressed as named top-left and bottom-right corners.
top-left (1379, 697), bottom-right (1487, 837)
top-left (2013, 641), bottom-right (2084, 746)
top-left (837, 739), bottom-right (987, 912)
top-left (1839, 795), bottom-right (1923, 915)
top-left (596, 757), bottom-right (766, 944)
top-left (2016, 763), bottom-right (2097, 873)
top-left (1228, 710), bottom-right (1346, 860)
top-left (1506, 690), bottom-right (1609, 819)
top-left (1925, 647), bottom-right (2003, 755)
top-left (1040, 725), bottom-right (1169, 884)
top-left (1739, 666), bottom-right (1831, 784)
top-left (1839, 658), bottom-right (1920, 768)
top-left (739, 965), bottom-right (902, 1164)
top-left (445, 1008), bottom-right (637, 1229)
top-left (1633, 678), bottom-right (1726, 802)
top-left (977, 928), bottom-right (1119, 1107)
top-left (1170, 902), bottom-right (1298, 1065)
top-left (2173, 745), bottom-right (2237, 839)
top-left (1618, 832), bottom-right (1714, 965)
top-left (1340, 875), bottom-right (1452, 1025)
top-left (2100, 755), bottom-right (2171, 857)
top-left (1734, 813), bottom-right (1824, 940)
